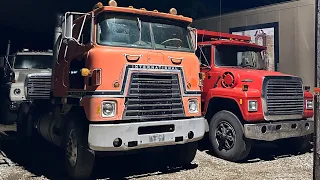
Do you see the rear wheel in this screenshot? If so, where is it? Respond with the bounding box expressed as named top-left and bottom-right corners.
top-left (164, 142), bottom-right (198, 167)
top-left (64, 114), bottom-right (95, 179)
top-left (16, 103), bottom-right (43, 164)
top-left (209, 110), bottom-right (251, 162)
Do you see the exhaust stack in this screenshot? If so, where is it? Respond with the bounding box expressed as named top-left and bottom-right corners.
top-left (6, 40), bottom-right (11, 56)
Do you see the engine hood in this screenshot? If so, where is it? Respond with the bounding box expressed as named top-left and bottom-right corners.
top-left (216, 67), bottom-right (301, 90)
top-left (12, 69), bottom-right (52, 83)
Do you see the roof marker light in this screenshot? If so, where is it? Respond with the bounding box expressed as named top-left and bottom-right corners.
top-left (169, 8), bottom-right (177, 15)
top-left (108, 0), bottom-right (117, 7)
top-left (93, 2), bottom-right (103, 10)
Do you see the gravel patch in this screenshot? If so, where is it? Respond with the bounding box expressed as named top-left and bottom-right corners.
top-left (0, 124), bottom-right (313, 180)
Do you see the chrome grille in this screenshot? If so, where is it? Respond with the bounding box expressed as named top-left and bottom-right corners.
top-left (263, 77), bottom-right (304, 116)
top-left (27, 74), bottom-right (51, 99)
top-left (123, 73), bottom-right (184, 121)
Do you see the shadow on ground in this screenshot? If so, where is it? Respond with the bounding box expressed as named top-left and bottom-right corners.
top-left (0, 129), bottom-right (197, 180)
top-left (198, 134), bottom-right (313, 163)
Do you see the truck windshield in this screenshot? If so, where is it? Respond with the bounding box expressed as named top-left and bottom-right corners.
top-left (96, 12), bottom-right (193, 52)
top-left (215, 44), bottom-right (266, 70)
top-left (14, 55), bottom-right (52, 69)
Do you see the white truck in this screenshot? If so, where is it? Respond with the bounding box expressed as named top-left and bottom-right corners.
top-left (0, 48), bottom-right (53, 124)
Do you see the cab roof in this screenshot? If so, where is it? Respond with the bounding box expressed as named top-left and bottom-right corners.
top-left (74, 5), bottom-right (192, 25)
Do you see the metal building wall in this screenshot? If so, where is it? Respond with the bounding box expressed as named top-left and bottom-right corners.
top-left (193, 0), bottom-right (315, 89)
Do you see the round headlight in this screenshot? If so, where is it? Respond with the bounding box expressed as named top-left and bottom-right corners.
top-left (14, 88), bottom-right (21, 95)
top-left (188, 100), bottom-right (198, 113)
top-left (102, 102), bottom-right (116, 117)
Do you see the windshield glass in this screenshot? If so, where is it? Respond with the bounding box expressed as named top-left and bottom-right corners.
top-left (215, 44), bottom-right (266, 70)
top-left (96, 12), bottom-right (193, 52)
top-left (14, 55), bottom-right (52, 69)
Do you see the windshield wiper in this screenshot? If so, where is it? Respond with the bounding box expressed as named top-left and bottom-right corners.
top-left (137, 17), bottom-right (142, 44)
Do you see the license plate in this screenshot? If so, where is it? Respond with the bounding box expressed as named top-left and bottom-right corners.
top-left (149, 134), bottom-right (165, 143)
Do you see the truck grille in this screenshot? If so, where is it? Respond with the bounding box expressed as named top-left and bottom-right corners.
top-left (263, 77), bottom-right (304, 116)
top-left (123, 73), bottom-right (185, 121)
top-left (27, 74), bottom-right (51, 99)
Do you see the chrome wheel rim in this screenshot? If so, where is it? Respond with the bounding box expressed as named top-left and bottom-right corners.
top-left (215, 121), bottom-right (236, 150)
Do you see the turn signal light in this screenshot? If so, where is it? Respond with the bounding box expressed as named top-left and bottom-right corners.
top-left (81, 68), bottom-right (91, 77)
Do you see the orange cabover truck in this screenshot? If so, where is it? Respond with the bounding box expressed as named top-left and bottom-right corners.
top-left (16, 1), bottom-right (206, 179)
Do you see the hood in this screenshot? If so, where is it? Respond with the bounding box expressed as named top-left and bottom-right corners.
top-left (12, 69), bottom-right (52, 82)
top-left (218, 67), bottom-right (291, 78)
top-left (216, 67), bottom-right (300, 90)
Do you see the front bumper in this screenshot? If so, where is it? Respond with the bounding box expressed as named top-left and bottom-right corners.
top-left (88, 117), bottom-right (206, 151)
top-left (243, 119), bottom-right (313, 141)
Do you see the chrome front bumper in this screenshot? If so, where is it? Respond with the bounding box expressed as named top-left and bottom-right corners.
top-left (88, 117), bottom-right (206, 151)
top-left (244, 119), bottom-right (314, 141)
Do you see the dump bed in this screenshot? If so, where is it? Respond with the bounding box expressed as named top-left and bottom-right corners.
top-left (197, 29), bottom-right (251, 42)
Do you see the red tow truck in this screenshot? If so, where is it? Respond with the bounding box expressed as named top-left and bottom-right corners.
top-left (196, 29), bottom-right (314, 162)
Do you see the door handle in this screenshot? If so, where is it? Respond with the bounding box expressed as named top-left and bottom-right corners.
top-left (124, 53), bottom-right (142, 62)
top-left (168, 56), bottom-right (183, 64)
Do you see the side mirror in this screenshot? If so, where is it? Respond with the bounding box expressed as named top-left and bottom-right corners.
top-left (62, 12), bottom-right (74, 39)
top-left (189, 27), bottom-right (198, 51)
top-left (61, 12), bottom-right (94, 45)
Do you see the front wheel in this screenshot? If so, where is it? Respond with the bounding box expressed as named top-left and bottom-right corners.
top-left (208, 110), bottom-right (251, 162)
top-left (164, 142), bottom-right (198, 167)
top-left (64, 115), bottom-right (95, 180)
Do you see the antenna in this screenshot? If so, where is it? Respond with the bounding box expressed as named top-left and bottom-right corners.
top-left (219, 0), bottom-right (222, 39)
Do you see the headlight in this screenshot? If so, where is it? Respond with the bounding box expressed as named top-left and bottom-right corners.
top-left (248, 100), bottom-right (258, 112)
top-left (306, 100), bottom-right (313, 110)
top-left (188, 99), bottom-right (198, 113)
top-left (14, 88), bottom-right (21, 95)
top-left (101, 101), bottom-right (116, 117)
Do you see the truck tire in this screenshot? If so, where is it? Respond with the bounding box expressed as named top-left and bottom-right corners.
top-left (275, 135), bottom-right (311, 154)
top-left (1, 97), bottom-right (17, 125)
top-left (165, 142), bottom-right (198, 167)
top-left (16, 104), bottom-right (41, 147)
top-left (64, 115), bottom-right (95, 179)
top-left (208, 110), bottom-right (251, 162)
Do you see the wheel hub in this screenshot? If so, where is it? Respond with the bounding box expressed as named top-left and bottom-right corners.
top-left (66, 129), bottom-right (78, 167)
top-left (215, 121), bottom-right (236, 150)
